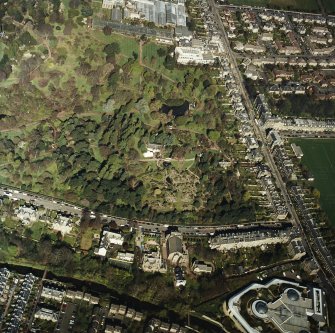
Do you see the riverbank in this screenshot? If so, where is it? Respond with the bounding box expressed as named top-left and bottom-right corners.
top-left (0, 261), bottom-right (224, 332)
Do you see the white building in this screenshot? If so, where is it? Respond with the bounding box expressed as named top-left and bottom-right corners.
top-left (260, 32), bottom-right (273, 41)
top-left (16, 206), bottom-right (38, 225)
top-left (52, 215), bottom-right (73, 235)
top-left (210, 229), bottom-right (290, 251)
top-left (224, 279), bottom-right (327, 333)
top-left (142, 251), bottom-right (167, 273)
top-left (95, 231), bottom-right (125, 257)
top-left (115, 252), bottom-right (134, 263)
top-left (34, 308), bottom-right (58, 322)
top-left (175, 47), bottom-right (215, 65)
top-left (95, 247), bottom-right (108, 257)
top-left (291, 143), bottom-right (304, 159)
top-left (102, 231), bottom-right (124, 245)
top-left (267, 129), bottom-right (282, 150)
top-left (121, 0), bottom-right (187, 26)
top-left (288, 237), bottom-right (306, 260)
top-left (143, 144), bottom-right (162, 158)
top-left (41, 286), bottom-right (65, 302)
top-left (244, 44), bottom-right (266, 54)
top-left (102, 0), bottom-right (116, 9)
top-left (312, 26), bottom-right (329, 35)
top-left (175, 278), bottom-right (186, 287)
top-left (192, 261), bottom-right (213, 274)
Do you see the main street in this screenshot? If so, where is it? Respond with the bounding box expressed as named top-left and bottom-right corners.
top-left (208, 0), bottom-right (296, 221)
top-left (0, 185), bottom-right (288, 236)
top-left (207, 0), bottom-right (335, 290)
top-left (217, 4), bottom-right (332, 18)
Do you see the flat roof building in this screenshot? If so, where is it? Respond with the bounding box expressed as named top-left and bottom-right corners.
top-left (224, 279), bottom-right (327, 333)
top-left (192, 260), bottom-right (213, 274)
top-left (102, 0), bottom-right (115, 9)
top-left (291, 143), bottom-right (304, 159)
top-left (34, 308), bottom-right (58, 322)
top-left (112, 8), bottom-right (123, 21)
top-left (167, 233), bottom-right (183, 255)
top-left (175, 47), bottom-right (215, 65)
top-left (41, 286), bottom-right (65, 302)
top-left (130, 0), bottom-right (187, 26)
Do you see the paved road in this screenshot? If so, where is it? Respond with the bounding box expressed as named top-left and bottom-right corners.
top-left (235, 53), bottom-right (335, 60)
top-left (209, 0), bottom-right (296, 221)
top-left (27, 269), bottom-right (48, 330)
top-left (0, 185), bottom-right (289, 236)
top-left (290, 187), bottom-right (335, 283)
top-left (218, 4), bottom-right (334, 18)
top-left (281, 132), bottom-right (335, 138)
top-left (208, 0), bottom-right (335, 290)
top-left (0, 187), bottom-right (83, 216)
top-left (0, 278), bottom-right (18, 330)
top-left (219, 4), bottom-right (333, 61)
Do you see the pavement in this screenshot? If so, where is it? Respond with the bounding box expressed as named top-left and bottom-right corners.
top-left (0, 185), bottom-right (289, 237)
top-left (2, 0), bottom-right (335, 291)
top-left (207, 0), bottom-right (335, 291)
top-left (208, 0), bottom-right (296, 221)
top-left (56, 302), bottom-right (76, 333)
top-left (0, 279), bottom-right (18, 330)
top-left (217, 3), bottom-right (333, 18)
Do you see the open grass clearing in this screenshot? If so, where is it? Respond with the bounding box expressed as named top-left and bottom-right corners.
top-left (3, 217), bottom-right (20, 230)
top-left (142, 42), bottom-right (166, 67)
top-left (80, 227), bottom-right (99, 251)
top-left (322, 0), bottom-right (335, 13)
top-left (292, 138), bottom-right (335, 227)
top-left (0, 41), bottom-right (6, 61)
top-left (0, 246), bottom-right (19, 261)
top-left (30, 221), bottom-right (48, 240)
top-left (64, 234), bottom-right (77, 247)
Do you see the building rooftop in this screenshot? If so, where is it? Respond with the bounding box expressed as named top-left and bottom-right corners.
top-left (226, 279), bottom-right (327, 333)
top-left (167, 233), bottom-right (183, 255)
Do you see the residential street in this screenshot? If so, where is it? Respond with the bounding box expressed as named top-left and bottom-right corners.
top-left (207, 0), bottom-right (335, 290)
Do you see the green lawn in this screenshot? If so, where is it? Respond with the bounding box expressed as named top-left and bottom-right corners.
top-left (64, 234), bottom-right (77, 247)
top-left (0, 245), bottom-right (18, 261)
top-left (228, 0), bottom-right (319, 11)
top-left (143, 42), bottom-right (166, 67)
top-left (322, 0), bottom-right (335, 13)
top-left (229, 0), bottom-right (270, 6)
top-left (91, 31), bottom-right (139, 59)
top-left (30, 221), bottom-right (48, 240)
top-left (4, 217), bottom-right (20, 230)
top-left (0, 41), bottom-right (5, 62)
top-left (80, 227), bottom-right (98, 250)
top-left (293, 139), bottom-right (335, 227)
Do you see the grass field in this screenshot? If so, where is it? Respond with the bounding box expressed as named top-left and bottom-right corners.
top-left (228, 0), bottom-right (319, 11)
top-left (293, 139), bottom-right (335, 227)
top-left (80, 228), bottom-right (98, 251)
top-left (0, 41), bottom-right (5, 62)
top-left (30, 221), bottom-right (48, 241)
top-left (322, 0), bottom-right (335, 14)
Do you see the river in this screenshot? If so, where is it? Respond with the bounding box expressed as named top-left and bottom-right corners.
top-left (0, 262), bottom-right (223, 332)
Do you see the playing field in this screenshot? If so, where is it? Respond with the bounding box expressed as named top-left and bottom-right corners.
top-left (228, 0), bottom-right (319, 11)
top-left (322, 0), bottom-right (335, 14)
top-left (293, 139), bottom-right (335, 227)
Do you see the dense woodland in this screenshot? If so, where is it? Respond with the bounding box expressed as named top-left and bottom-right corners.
top-left (0, 0), bottom-right (259, 310)
top-left (272, 95), bottom-right (335, 118)
top-left (1, 0), bottom-right (334, 325)
top-left (245, 76), bottom-right (335, 119)
top-left (0, 0), bottom-right (256, 224)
